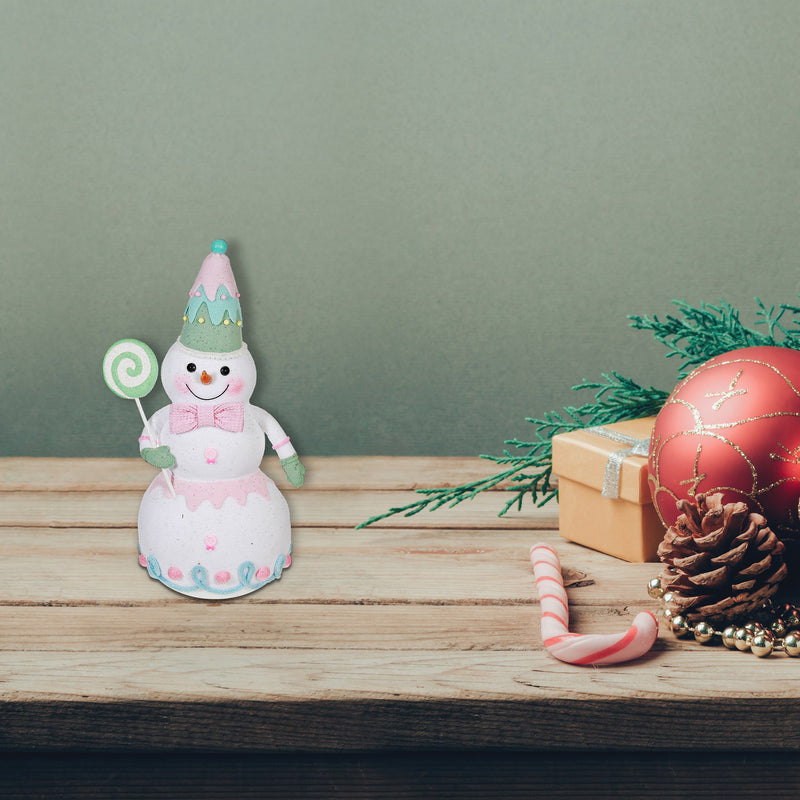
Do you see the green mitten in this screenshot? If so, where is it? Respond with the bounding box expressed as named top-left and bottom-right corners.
top-left (280, 454), bottom-right (306, 488)
top-left (141, 445), bottom-right (176, 470)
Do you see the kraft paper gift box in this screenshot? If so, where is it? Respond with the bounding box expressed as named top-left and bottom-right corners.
top-left (551, 416), bottom-right (665, 562)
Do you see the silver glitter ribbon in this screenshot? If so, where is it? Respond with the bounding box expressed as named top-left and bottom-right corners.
top-left (586, 426), bottom-right (650, 499)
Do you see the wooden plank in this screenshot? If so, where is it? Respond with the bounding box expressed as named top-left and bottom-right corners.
top-left (1, 648), bottom-right (800, 751)
top-left (5, 643), bottom-right (800, 706)
top-left (0, 602), bottom-right (666, 653)
top-left (0, 527), bottom-right (656, 606)
top-left (0, 694), bottom-right (793, 753)
top-left (0, 600), bottom-right (766, 662)
top-left (0, 488), bottom-right (558, 530)
top-left (0, 604), bottom-right (543, 652)
top-left (0, 456), bottom-right (528, 493)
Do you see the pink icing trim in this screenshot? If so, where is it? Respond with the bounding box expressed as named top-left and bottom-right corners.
top-left (151, 470), bottom-right (271, 511)
top-left (256, 566), bottom-right (271, 580)
top-left (168, 566), bottom-right (183, 580)
top-left (138, 554), bottom-right (148, 567)
top-left (272, 436), bottom-right (291, 450)
top-left (215, 570), bottom-right (231, 584)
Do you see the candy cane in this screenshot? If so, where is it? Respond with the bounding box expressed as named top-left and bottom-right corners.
top-left (530, 543), bottom-right (658, 666)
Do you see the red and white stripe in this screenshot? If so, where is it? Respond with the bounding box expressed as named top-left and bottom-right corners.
top-left (530, 543), bottom-right (658, 666)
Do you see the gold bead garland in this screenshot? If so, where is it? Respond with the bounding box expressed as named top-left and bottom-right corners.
top-left (648, 576), bottom-right (800, 658)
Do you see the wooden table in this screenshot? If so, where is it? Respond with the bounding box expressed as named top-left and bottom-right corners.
top-left (2, 456), bottom-right (800, 798)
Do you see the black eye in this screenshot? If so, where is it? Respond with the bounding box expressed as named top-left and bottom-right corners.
top-left (187, 363), bottom-right (197, 372)
top-left (220, 366), bottom-right (230, 376)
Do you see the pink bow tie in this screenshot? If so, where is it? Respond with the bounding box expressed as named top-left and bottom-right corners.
top-left (169, 402), bottom-right (245, 434)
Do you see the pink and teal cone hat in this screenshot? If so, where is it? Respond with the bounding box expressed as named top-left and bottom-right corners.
top-left (180, 239), bottom-right (244, 353)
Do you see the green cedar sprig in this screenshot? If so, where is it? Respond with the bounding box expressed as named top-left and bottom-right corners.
top-left (356, 372), bottom-right (667, 528)
top-left (628, 299), bottom-right (800, 377)
top-left (356, 297), bottom-right (800, 528)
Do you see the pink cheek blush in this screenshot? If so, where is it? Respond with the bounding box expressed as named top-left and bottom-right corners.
top-left (173, 373), bottom-right (193, 393)
top-left (227, 377), bottom-right (246, 395)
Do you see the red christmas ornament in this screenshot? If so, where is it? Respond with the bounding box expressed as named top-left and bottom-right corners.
top-left (649, 346), bottom-right (800, 537)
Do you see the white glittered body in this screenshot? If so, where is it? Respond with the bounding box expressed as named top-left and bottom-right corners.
top-left (137, 341), bottom-right (296, 599)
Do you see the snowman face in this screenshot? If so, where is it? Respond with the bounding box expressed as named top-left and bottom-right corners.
top-left (161, 342), bottom-right (257, 404)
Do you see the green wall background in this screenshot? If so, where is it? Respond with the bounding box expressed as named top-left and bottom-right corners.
top-left (3, 0), bottom-right (800, 458)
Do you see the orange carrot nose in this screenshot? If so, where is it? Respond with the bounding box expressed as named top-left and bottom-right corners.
top-left (200, 370), bottom-right (212, 385)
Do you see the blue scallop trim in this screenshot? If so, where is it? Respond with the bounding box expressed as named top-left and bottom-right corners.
top-left (144, 546), bottom-right (291, 596)
top-left (185, 285), bottom-right (242, 326)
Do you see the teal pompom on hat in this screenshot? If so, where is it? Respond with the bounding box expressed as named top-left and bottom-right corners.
top-left (180, 240), bottom-right (244, 353)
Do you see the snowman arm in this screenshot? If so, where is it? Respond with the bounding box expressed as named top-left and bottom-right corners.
top-left (138, 406), bottom-right (170, 451)
top-left (251, 406), bottom-right (297, 459)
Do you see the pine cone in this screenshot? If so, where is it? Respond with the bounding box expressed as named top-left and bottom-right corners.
top-left (658, 493), bottom-right (788, 626)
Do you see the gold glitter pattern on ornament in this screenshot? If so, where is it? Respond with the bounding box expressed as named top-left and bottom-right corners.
top-left (667, 398), bottom-right (704, 432)
top-left (704, 369), bottom-right (746, 410)
top-left (670, 356), bottom-right (800, 401)
top-left (678, 443), bottom-right (708, 497)
top-left (770, 442), bottom-right (800, 465)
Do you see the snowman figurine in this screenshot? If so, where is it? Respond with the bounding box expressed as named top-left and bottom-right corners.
top-left (137, 239), bottom-right (305, 599)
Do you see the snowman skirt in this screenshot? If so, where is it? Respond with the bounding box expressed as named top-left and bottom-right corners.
top-left (137, 470), bottom-right (292, 599)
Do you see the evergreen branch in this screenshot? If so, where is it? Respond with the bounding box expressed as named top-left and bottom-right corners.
top-left (357, 372), bottom-right (666, 528)
top-left (570, 373), bottom-right (669, 422)
top-left (629, 300), bottom-right (769, 376)
top-left (753, 298), bottom-right (800, 347)
top-left (354, 462), bottom-right (531, 528)
top-left (629, 298), bottom-right (800, 377)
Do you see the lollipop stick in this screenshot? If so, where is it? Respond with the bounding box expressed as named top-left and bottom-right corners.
top-left (134, 397), bottom-right (153, 437)
top-left (102, 340), bottom-right (176, 499)
top-left (135, 398), bottom-right (176, 498)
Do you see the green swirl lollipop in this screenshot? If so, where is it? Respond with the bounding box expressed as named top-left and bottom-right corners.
top-left (103, 339), bottom-right (158, 399)
top-left (103, 338), bottom-right (175, 497)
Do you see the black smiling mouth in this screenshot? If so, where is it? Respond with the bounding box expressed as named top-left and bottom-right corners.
top-left (186, 384), bottom-right (229, 401)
